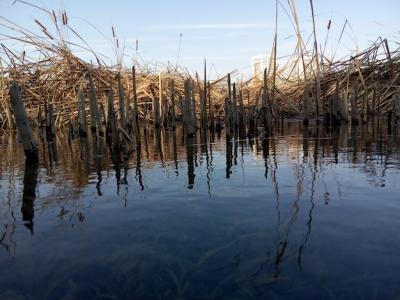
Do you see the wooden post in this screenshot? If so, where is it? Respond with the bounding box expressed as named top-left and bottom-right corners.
top-left (351, 81), bottom-right (360, 125)
top-left (262, 68), bottom-right (271, 135)
top-left (77, 88), bottom-right (88, 137)
top-left (99, 101), bottom-right (106, 126)
top-left (106, 87), bottom-right (116, 138)
top-left (88, 71), bottom-right (102, 133)
top-left (117, 74), bottom-right (126, 129)
top-left (247, 91), bottom-right (255, 136)
top-left (46, 103), bottom-right (55, 139)
top-left (333, 76), bottom-right (341, 125)
top-left (124, 77), bottom-right (130, 129)
top-left (239, 89), bottom-right (245, 133)
top-left (207, 82), bottom-right (215, 131)
top-left (132, 66), bottom-right (140, 142)
top-left (191, 80), bottom-right (197, 127)
top-left (232, 83), bottom-right (237, 128)
top-left (36, 99), bottom-right (42, 128)
top-left (143, 103), bottom-right (148, 132)
top-left (152, 82), bottom-right (160, 128)
top-left (159, 73), bottom-right (164, 126)
top-left (370, 87), bottom-right (377, 116)
top-left (171, 79), bottom-right (176, 130)
top-left (9, 81), bottom-right (38, 159)
top-left (393, 94), bottom-right (400, 124)
top-left (362, 89), bottom-right (368, 124)
top-left (224, 97), bottom-right (231, 139)
top-left (184, 79), bottom-right (195, 136)
top-left (163, 98), bottom-right (168, 128)
top-left (199, 87), bottom-right (205, 128)
top-left (158, 72), bottom-right (166, 127)
top-left (341, 92), bottom-right (349, 123)
top-left (200, 59), bottom-right (207, 128)
top-left (227, 73), bottom-right (232, 128)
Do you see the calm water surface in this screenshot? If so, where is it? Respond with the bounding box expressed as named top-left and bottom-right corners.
top-left (0, 123), bottom-right (400, 299)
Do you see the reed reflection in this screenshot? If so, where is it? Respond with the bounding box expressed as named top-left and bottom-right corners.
top-left (226, 140), bottom-right (233, 178)
top-left (0, 121), bottom-right (399, 275)
top-left (186, 136), bottom-right (196, 189)
top-left (21, 157), bottom-right (39, 234)
top-left (135, 149), bottom-right (144, 192)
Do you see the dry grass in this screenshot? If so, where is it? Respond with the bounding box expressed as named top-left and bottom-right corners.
top-left (0, 1), bottom-right (399, 128)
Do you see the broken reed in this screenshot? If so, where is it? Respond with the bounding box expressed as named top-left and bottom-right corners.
top-left (1, 32), bottom-right (400, 145)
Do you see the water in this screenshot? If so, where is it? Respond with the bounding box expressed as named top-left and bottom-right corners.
top-left (0, 122), bottom-right (400, 300)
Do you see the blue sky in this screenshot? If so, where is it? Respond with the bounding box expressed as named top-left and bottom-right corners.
top-left (1, 0), bottom-right (399, 78)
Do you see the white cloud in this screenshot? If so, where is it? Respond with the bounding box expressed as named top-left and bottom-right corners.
top-left (138, 22), bottom-right (275, 31)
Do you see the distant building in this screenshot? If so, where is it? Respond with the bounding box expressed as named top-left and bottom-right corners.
top-left (252, 55), bottom-right (269, 80)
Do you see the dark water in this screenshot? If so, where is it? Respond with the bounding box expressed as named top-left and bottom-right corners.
top-left (1, 122), bottom-right (400, 300)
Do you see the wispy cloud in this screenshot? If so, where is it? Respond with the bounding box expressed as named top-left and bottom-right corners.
top-left (139, 22), bottom-right (275, 31)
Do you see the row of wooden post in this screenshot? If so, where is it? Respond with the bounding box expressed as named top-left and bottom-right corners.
top-left (223, 68), bottom-right (278, 139)
top-left (8, 65), bottom-right (400, 161)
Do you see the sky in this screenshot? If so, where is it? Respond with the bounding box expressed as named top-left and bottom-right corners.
top-left (0, 0), bottom-right (399, 79)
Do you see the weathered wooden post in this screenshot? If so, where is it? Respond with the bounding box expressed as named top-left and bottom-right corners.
top-left (152, 83), bottom-right (161, 128)
top-left (341, 92), bottom-right (349, 123)
top-left (99, 101), bottom-right (106, 126)
top-left (393, 93), bottom-right (400, 124)
top-left (124, 78), bottom-right (130, 129)
top-left (46, 103), bottom-right (56, 140)
top-left (247, 91), bottom-right (255, 136)
top-left (200, 59), bottom-right (208, 128)
top-left (190, 80), bottom-right (197, 127)
top-left (106, 87), bottom-right (116, 139)
top-left (9, 81), bottom-right (38, 159)
top-left (199, 87), bottom-right (205, 129)
top-left (77, 88), bottom-right (88, 137)
top-left (36, 99), bottom-right (43, 128)
top-left (370, 87), bottom-right (377, 116)
top-left (361, 90), bottom-right (368, 124)
top-left (171, 79), bottom-right (176, 130)
top-left (224, 97), bottom-right (231, 139)
top-left (158, 72), bottom-right (164, 127)
top-left (262, 68), bottom-right (271, 135)
top-left (351, 81), bottom-right (360, 125)
top-left (88, 71), bottom-right (102, 134)
top-left (239, 89), bottom-right (245, 133)
top-left (207, 82), bottom-right (215, 131)
top-left (143, 103), bottom-right (148, 132)
top-left (184, 79), bottom-right (195, 136)
top-left (232, 83), bottom-right (238, 129)
top-left (333, 76), bottom-right (341, 125)
top-left (117, 74), bottom-right (126, 129)
top-left (132, 66), bottom-right (140, 142)
top-left (227, 73), bottom-right (232, 128)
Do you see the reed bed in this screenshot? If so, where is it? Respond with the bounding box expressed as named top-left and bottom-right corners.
top-left (0, 2), bottom-right (399, 130)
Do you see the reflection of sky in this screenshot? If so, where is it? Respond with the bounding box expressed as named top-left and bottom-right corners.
top-left (1, 0), bottom-right (399, 77)
top-left (1, 125), bottom-right (400, 298)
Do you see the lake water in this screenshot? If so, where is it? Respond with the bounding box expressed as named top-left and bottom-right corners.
top-left (0, 122), bottom-right (400, 300)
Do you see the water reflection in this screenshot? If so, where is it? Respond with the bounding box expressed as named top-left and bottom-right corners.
top-left (186, 136), bottom-right (196, 189)
top-left (21, 157), bottom-right (38, 234)
top-left (0, 122), bottom-right (400, 299)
